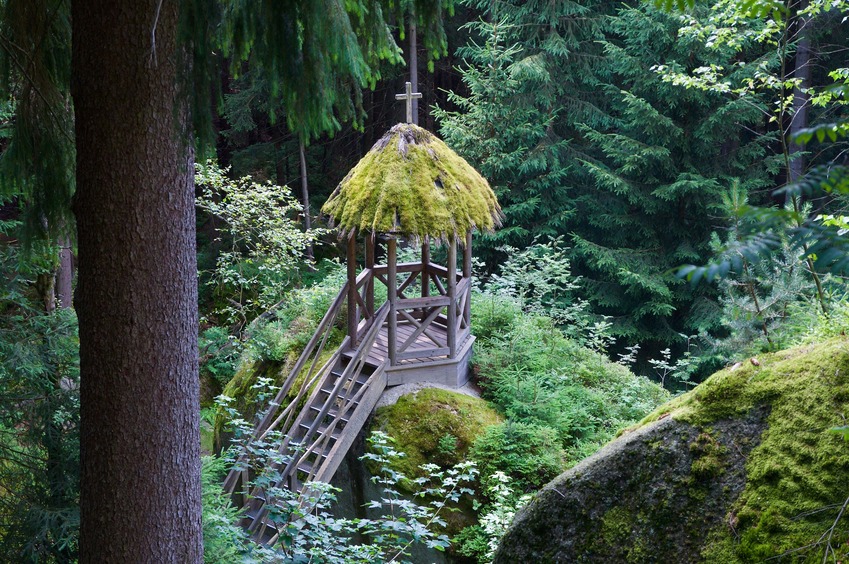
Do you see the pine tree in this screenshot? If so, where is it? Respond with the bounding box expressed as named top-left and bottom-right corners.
top-left (570, 4), bottom-right (777, 344)
top-left (441, 1), bottom-right (780, 351)
top-left (436, 19), bottom-right (572, 265)
top-left (438, 0), bottom-right (611, 265)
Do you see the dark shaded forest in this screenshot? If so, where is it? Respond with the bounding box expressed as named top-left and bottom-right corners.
top-left (1, 0), bottom-right (848, 561)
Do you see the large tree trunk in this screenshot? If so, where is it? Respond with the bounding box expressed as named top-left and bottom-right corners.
top-left (72, 1), bottom-right (202, 561)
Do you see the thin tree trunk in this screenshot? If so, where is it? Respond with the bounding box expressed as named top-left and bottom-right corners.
top-left (786, 10), bottom-right (828, 314)
top-left (409, 16), bottom-right (419, 125)
top-left (788, 13), bottom-right (812, 183)
top-left (72, 0), bottom-right (202, 561)
top-left (36, 271), bottom-right (56, 312)
top-left (56, 235), bottom-right (73, 308)
top-left (299, 139), bottom-right (315, 268)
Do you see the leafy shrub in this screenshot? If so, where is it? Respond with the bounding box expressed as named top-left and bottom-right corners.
top-left (214, 383), bottom-right (480, 562)
top-left (478, 238), bottom-right (613, 351)
top-left (454, 472), bottom-right (531, 564)
top-left (470, 422), bottom-right (565, 495)
top-left (470, 292), bottom-right (524, 342)
top-left (201, 455), bottom-right (249, 563)
top-left (196, 160), bottom-right (323, 329)
top-left (199, 326), bottom-right (240, 388)
top-left (474, 311), bottom-right (669, 456)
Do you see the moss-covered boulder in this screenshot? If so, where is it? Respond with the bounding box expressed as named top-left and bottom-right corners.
top-left (370, 387), bottom-right (503, 478)
top-left (494, 339), bottom-right (849, 563)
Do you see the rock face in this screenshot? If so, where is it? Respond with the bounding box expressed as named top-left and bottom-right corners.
top-left (495, 339), bottom-right (849, 563)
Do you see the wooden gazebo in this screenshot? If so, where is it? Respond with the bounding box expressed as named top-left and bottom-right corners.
top-left (323, 122), bottom-right (501, 386)
top-left (224, 122), bottom-right (500, 544)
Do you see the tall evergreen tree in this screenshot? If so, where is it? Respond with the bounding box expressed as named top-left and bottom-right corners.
top-left (438, 0), bottom-right (611, 265)
top-left (441, 0), bottom-right (780, 351)
top-left (1, 1), bottom-right (454, 559)
top-left (570, 4), bottom-right (777, 344)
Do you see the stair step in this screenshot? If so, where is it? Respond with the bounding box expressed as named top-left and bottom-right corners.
top-left (308, 405), bottom-right (353, 424)
top-left (298, 420), bottom-right (344, 438)
top-left (296, 461), bottom-right (321, 477)
top-left (327, 371), bottom-right (370, 386)
top-left (245, 504), bottom-right (266, 523)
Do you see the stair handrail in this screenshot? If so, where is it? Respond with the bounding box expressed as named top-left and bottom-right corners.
top-left (254, 281), bottom-right (349, 436)
top-left (282, 302), bottom-right (390, 484)
top-left (225, 274), bottom-right (357, 497)
top-left (247, 303), bottom-right (391, 543)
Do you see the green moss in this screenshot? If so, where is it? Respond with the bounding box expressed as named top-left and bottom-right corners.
top-left (598, 507), bottom-right (650, 563)
top-left (322, 124), bottom-right (502, 240)
top-left (689, 431), bottom-right (727, 480)
top-left (200, 420), bottom-right (215, 455)
top-left (635, 339), bottom-right (849, 562)
top-left (370, 388), bottom-right (503, 479)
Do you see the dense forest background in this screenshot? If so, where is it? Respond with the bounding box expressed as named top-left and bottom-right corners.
top-left (1, 0), bottom-right (849, 561)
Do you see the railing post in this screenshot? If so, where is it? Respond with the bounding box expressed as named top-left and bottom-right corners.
top-left (388, 236), bottom-right (398, 366)
top-left (365, 232), bottom-right (375, 319)
top-left (447, 236), bottom-right (457, 358)
top-left (421, 236), bottom-right (430, 299)
top-left (463, 231), bottom-right (472, 328)
top-left (347, 232), bottom-right (358, 345)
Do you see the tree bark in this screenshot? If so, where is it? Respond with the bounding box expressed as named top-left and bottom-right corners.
top-left (72, 1), bottom-right (202, 561)
top-left (409, 16), bottom-right (419, 126)
top-left (299, 139), bottom-right (315, 268)
top-left (788, 13), bottom-right (812, 183)
top-left (56, 235), bottom-right (73, 308)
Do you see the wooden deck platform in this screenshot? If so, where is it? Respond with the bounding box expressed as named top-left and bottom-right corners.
top-left (348, 320), bottom-right (474, 387)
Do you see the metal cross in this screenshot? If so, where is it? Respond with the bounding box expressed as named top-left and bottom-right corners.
top-left (395, 81), bottom-right (422, 124)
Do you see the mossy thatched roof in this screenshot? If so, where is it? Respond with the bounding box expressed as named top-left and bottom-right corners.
top-left (322, 123), bottom-right (502, 241)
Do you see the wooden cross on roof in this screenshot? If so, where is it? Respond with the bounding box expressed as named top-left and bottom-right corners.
top-left (395, 81), bottom-right (422, 124)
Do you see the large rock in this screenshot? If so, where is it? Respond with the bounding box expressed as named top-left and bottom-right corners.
top-left (495, 339), bottom-right (849, 563)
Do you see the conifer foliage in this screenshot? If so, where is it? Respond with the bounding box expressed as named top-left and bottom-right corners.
top-left (441, 0), bottom-right (776, 348)
top-left (571, 4), bottom-right (775, 343)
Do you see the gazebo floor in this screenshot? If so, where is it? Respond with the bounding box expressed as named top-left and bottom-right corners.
top-left (345, 321), bottom-right (474, 387)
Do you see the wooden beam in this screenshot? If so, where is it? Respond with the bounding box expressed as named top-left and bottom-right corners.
top-left (347, 233), bottom-right (358, 345)
top-left (447, 237), bottom-right (457, 358)
top-left (463, 231), bottom-right (472, 329)
top-left (397, 347), bottom-right (451, 360)
top-left (463, 231), bottom-right (472, 278)
top-left (365, 232), bottom-right (375, 321)
top-left (422, 237), bottom-right (430, 299)
top-left (398, 306), bottom-right (445, 352)
top-left (398, 309), bottom-right (445, 348)
top-left (372, 262), bottom-right (423, 275)
top-left (396, 296), bottom-right (451, 309)
top-left (388, 237), bottom-right (398, 366)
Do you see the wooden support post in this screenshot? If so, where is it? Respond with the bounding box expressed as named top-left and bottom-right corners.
top-left (464, 231), bottom-right (472, 327)
top-left (421, 237), bottom-right (430, 298)
top-left (447, 236), bottom-right (457, 358)
top-left (347, 233), bottom-right (358, 346)
top-left (365, 232), bottom-right (375, 319)
top-left (388, 237), bottom-right (398, 366)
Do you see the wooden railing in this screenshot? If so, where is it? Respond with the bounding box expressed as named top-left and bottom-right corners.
top-left (223, 276), bottom-right (352, 500)
top-left (354, 261), bottom-right (471, 364)
top-left (224, 258), bottom-right (472, 503)
top-left (278, 302), bottom-right (389, 485)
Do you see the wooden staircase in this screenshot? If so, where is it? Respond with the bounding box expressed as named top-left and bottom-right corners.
top-left (223, 252), bottom-right (474, 545)
top-left (223, 291), bottom-right (389, 544)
